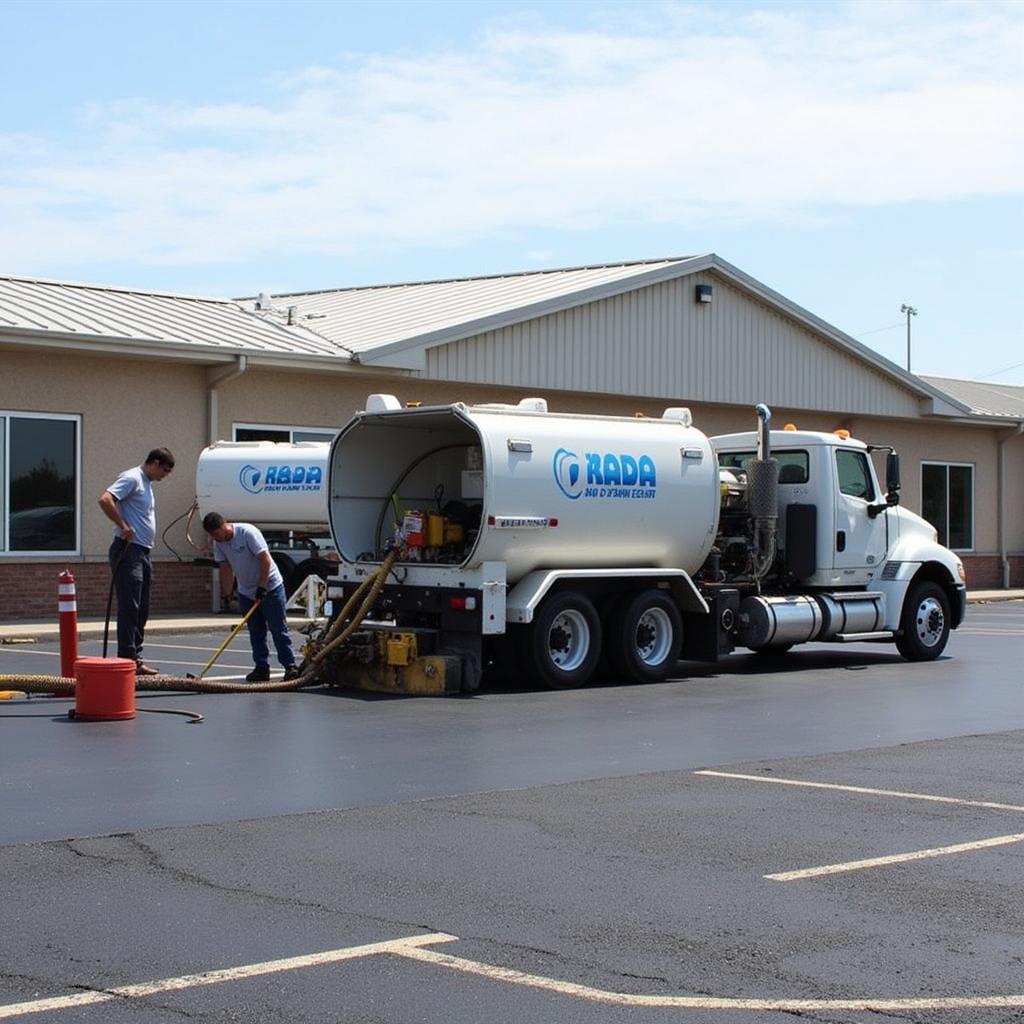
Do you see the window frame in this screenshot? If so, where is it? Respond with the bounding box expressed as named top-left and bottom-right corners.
top-left (921, 460), bottom-right (975, 552)
top-left (232, 422), bottom-right (337, 444)
top-left (1, 410), bottom-right (82, 556)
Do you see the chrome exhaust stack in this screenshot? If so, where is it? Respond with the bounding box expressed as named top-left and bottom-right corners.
top-left (746, 404), bottom-right (778, 580)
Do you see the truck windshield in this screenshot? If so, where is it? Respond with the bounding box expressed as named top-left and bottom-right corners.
top-left (718, 450), bottom-right (809, 484)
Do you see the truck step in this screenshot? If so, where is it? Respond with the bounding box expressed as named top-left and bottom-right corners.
top-left (829, 631), bottom-right (894, 643)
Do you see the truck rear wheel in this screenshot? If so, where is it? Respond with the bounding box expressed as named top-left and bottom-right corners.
top-left (608, 589), bottom-right (683, 683)
top-left (895, 580), bottom-right (950, 661)
top-left (525, 591), bottom-right (601, 689)
top-left (287, 558), bottom-right (333, 595)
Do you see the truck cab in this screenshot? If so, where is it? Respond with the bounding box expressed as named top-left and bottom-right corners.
top-left (711, 426), bottom-right (966, 653)
top-left (713, 429), bottom-right (889, 588)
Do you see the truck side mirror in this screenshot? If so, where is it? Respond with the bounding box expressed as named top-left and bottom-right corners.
top-left (885, 452), bottom-right (901, 504)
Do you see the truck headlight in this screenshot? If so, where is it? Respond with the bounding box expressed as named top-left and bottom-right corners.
top-left (957, 560), bottom-right (966, 582)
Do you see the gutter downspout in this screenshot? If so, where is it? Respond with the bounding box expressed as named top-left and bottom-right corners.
top-left (206, 355), bottom-right (248, 445)
top-left (998, 421), bottom-right (1024, 589)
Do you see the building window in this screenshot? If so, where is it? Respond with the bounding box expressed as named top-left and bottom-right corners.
top-left (1, 413), bottom-right (80, 554)
top-left (233, 423), bottom-right (336, 443)
top-left (922, 462), bottom-right (974, 551)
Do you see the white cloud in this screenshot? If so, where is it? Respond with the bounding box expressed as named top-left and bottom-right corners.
top-left (1, 1), bottom-right (1021, 269)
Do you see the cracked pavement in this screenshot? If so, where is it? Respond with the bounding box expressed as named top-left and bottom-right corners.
top-left (2, 604), bottom-right (1024, 1022)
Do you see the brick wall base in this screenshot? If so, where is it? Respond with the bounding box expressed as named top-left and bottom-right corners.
top-left (959, 554), bottom-right (1024, 590)
top-left (0, 561), bottom-right (212, 621)
top-left (0, 555), bottom-right (1019, 623)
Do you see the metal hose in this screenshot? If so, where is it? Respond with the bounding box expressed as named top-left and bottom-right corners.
top-left (1, 550), bottom-right (402, 698)
top-left (305, 548), bottom-right (399, 669)
top-left (0, 672), bottom-right (314, 695)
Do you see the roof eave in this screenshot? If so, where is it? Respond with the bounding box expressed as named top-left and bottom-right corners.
top-left (0, 327), bottom-right (354, 367)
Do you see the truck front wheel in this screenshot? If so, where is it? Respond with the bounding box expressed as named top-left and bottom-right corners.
top-left (526, 591), bottom-right (602, 689)
top-left (608, 590), bottom-right (683, 683)
top-left (895, 581), bottom-right (951, 661)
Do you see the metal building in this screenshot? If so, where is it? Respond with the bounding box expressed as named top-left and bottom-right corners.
top-left (0, 255), bottom-right (1020, 620)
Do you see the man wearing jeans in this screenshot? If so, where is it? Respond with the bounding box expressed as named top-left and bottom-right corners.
top-left (98, 448), bottom-right (175, 675)
top-left (202, 512), bottom-right (299, 682)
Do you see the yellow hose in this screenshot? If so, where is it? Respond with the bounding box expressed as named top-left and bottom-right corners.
top-left (1, 548), bottom-right (403, 696)
top-left (306, 549), bottom-right (399, 669)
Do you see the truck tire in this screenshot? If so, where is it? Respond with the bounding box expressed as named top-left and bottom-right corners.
top-left (608, 589), bottom-right (683, 683)
top-left (525, 591), bottom-right (602, 689)
top-left (287, 558), bottom-right (333, 596)
top-left (895, 580), bottom-right (951, 661)
top-left (270, 551), bottom-right (297, 583)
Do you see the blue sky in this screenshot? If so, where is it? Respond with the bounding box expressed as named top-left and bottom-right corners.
top-left (2, 0), bottom-right (1022, 384)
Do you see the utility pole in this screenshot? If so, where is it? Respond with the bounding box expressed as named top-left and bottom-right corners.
top-left (900, 304), bottom-right (917, 371)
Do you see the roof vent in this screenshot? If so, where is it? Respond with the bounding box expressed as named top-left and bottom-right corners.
top-left (662, 407), bottom-right (693, 427)
top-left (255, 291), bottom-right (274, 311)
top-left (517, 398), bottom-right (548, 413)
top-left (365, 394), bottom-right (402, 413)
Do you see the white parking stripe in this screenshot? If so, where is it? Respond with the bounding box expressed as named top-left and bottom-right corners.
top-left (5, 931), bottom-right (1023, 1017)
top-left (766, 832), bottom-right (1024, 881)
top-left (0, 933), bottom-right (457, 1020)
top-left (694, 770), bottom-right (1024, 813)
top-left (958, 629), bottom-right (1024, 636)
top-left (395, 945), bottom-right (1024, 1012)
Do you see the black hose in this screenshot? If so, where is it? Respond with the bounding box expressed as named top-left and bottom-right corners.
top-left (161, 500), bottom-right (199, 561)
top-left (137, 707), bottom-right (204, 724)
top-left (373, 443), bottom-right (474, 553)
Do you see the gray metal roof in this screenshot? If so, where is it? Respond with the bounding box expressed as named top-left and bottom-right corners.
top-left (258, 258), bottom-right (690, 360)
top-left (0, 274), bottom-right (339, 360)
top-left (921, 375), bottom-right (1024, 420)
top-left (0, 264), bottom-right (995, 424)
top-left (251, 256), bottom-right (972, 418)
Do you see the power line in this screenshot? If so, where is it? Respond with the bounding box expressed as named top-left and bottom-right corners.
top-left (977, 359), bottom-right (1024, 381)
top-left (854, 322), bottom-right (904, 338)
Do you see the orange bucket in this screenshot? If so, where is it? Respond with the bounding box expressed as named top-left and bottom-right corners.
top-left (74, 657), bottom-right (136, 721)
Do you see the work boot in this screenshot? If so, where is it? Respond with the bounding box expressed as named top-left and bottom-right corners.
top-left (283, 665), bottom-right (301, 681)
top-left (245, 665), bottom-right (271, 682)
top-left (135, 662), bottom-right (160, 676)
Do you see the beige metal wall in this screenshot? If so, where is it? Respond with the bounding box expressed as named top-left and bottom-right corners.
top-left (217, 372), bottom-right (1020, 555)
top-left (426, 272), bottom-right (923, 419)
top-left (2, 348), bottom-right (1019, 571)
top-left (1, 348), bottom-right (208, 562)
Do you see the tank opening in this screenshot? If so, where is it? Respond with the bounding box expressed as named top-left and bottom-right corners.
top-left (330, 408), bottom-right (483, 566)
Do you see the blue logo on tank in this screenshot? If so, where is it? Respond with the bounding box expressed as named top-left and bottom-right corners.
top-left (553, 448), bottom-right (656, 500)
top-left (239, 465), bottom-right (323, 494)
top-left (553, 448), bottom-right (584, 499)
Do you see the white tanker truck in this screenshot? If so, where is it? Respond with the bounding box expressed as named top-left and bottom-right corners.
top-left (195, 441), bottom-right (336, 598)
top-left (312, 394), bottom-right (966, 694)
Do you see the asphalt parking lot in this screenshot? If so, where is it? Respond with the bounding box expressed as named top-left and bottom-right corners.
top-left (1, 602), bottom-right (1023, 1022)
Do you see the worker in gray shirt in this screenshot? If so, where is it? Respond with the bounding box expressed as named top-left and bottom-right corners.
top-left (98, 447), bottom-right (175, 675)
top-left (202, 512), bottom-right (299, 682)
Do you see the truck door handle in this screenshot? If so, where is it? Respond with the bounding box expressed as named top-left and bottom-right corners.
top-left (836, 530), bottom-right (846, 552)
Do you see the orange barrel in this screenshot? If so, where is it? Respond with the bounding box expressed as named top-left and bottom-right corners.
top-left (73, 657), bottom-right (137, 721)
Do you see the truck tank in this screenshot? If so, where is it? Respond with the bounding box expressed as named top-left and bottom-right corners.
top-left (196, 441), bottom-right (329, 530)
top-left (328, 395), bottom-right (720, 582)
